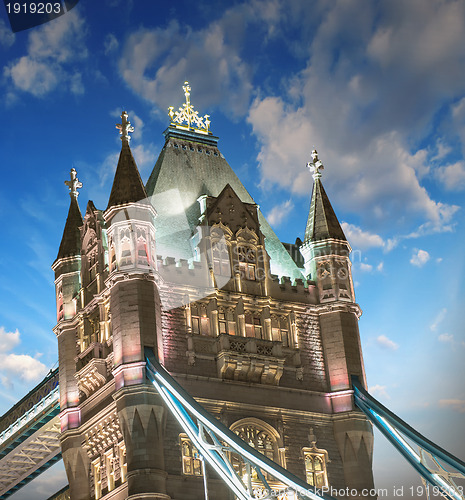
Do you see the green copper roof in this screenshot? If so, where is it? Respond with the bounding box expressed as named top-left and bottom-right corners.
top-left (107, 142), bottom-right (147, 209)
top-left (304, 178), bottom-right (346, 243)
top-left (145, 128), bottom-right (303, 280)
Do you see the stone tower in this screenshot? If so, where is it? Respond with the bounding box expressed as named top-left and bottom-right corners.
top-left (53, 84), bottom-right (376, 499)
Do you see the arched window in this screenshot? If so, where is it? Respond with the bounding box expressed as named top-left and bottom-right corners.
top-left (109, 243), bottom-right (117, 272)
top-left (302, 430), bottom-right (329, 489)
top-left (180, 434), bottom-right (202, 476)
top-left (212, 239), bottom-right (230, 276)
top-left (237, 246), bottom-right (256, 281)
top-left (92, 458), bottom-right (102, 499)
top-left (218, 308), bottom-right (236, 335)
top-left (245, 313), bottom-right (263, 339)
top-left (271, 315), bottom-right (290, 347)
top-left (57, 285), bottom-right (63, 322)
top-left (304, 453), bottom-right (328, 488)
top-left (136, 227), bottom-right (149, 266)
top-left (190, 304), bottom-right (210, 336)
top-left (120, 228), bottom-right (132, 267)
top-left (230, 419), bottom-right (284, 482)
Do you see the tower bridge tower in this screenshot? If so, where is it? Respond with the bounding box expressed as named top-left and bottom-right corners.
top-left (53, 84), bottom-right (376, 499)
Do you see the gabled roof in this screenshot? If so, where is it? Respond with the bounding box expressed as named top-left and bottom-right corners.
top-left (55, 196), bottom-right (83, 261)
top-left (304, 177), bottom-right (346, 243)
top-left (145, 129), bottom-right (303, 279)
top-left (107, 142), bottom-right (147, 209)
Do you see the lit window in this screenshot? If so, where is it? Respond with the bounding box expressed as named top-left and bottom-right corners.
top-left (237, 246), bottom-right (256, 281)
top-left (191, 304), bottom-right (210, 335)
top-left (230, 421), bottom-right (282, 482)
top-left (245, 313), bottom-right (262, 339)
top-left (105, 451), bottom-right (115, 491)
top-left (218, 309), bottom-right (236, 335)
top-left (303, 452), bottom-right (328, 488)
top-left (92, 459), bottom-right (102, 499)
top-left (118, 442), bottom-right (127, 483)
top-left (212, 240), bottom-right (230, 276)
top-left (180, 435), bottom-right (203, 476)
top-left (271, 316), bottom-right (290, 347)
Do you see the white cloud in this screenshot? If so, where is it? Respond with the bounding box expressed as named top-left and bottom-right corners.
top-left (0, 326), bottom-right (48, 387)
top-left (410, 249), bottom-right (430, 267)
top-left (266, 200), bottom-right (294, 227)
top-left (430, 308), bottom-right (447, 331)
top-left (0, 354), bottom-right (47, 382)
top-left (341, 222), bottom-right (385, 250)
top-left (5, 56), bottom-right (58, 96)
top-left (119, 18), bottom-right (252, 119)
top-left (0, 327), bottom-right (20, 353)
top-left (438, 161), bottom-right (465, 191)
top-left (438, 333), bottom-right (454, 343)
top-left (377, 335), bottom-right (399, 351)
top-left (245, 0), bottom-right (463, 234)
top-left (104, 33), bottom-right (119, 54)
top-left (369, 384), bottom-right (390, 400)
top-left (376, 262), bottom-right (384, 272)
top-left (439, 399), bottom-right (465, 413)
top-left (4, 11), bottom-right (87, 97)
top-left (0, 19), bottom-right (15, 48)
top-left (359, 263), bottom-right (373, 272)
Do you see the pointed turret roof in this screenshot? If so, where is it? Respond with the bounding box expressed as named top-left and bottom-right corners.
top-left (107, 112), bottom-right (147, 210)
top-left (304, 150), bottom-right (346, 243)
top-left (56, 169), bottom-right (83, 261)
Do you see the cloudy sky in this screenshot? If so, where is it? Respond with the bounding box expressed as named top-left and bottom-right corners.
top-left (1, 0), bottom-right (465, 498)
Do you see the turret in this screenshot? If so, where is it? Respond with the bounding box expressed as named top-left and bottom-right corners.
top-left (52, 168), bottom-right (83, 322)
top-left (300, 150), bottom-right (354, 303)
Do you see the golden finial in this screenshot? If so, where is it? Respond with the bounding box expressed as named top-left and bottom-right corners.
top-left (168, 82), bottom-right (211, 135)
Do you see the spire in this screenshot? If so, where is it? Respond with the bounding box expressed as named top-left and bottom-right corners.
top-left (304, 149), bottom-right (346, 243)
top-left (107, 111), bottom-right (147, 210)
top-left (56, 168), bottom-right (83, 261)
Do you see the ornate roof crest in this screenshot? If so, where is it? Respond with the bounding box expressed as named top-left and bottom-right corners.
top-left (168, 82), bottom-right (211, 135)
top-left (307, 148), bottom-right (324, 180)
top-left (65, 168), bottom-right (82, 199)
top-left (116, 111), bottom-right (134, 143)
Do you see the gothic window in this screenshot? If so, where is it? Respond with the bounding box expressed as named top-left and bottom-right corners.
top-left (212, 240), bottom-right (230, 276)
top-left (303, 452), bottom-right (328, 488)
top-left (230, 420), bottom-right (282, 482)
top-left (190, 304), bottom-right (210, 336)
top-left (118, 442), bottom-right (127, 483)
top-left (218, 309), bottom-right (236, 335)
top-left (245, 313), bottom-right (262, 339)
top-left (57, 284), bottom-right (63, 322)
top-left (87, 250), bottom-right (98, 283)
top-left (237, 246), bottom-right (256, 280)
top-left (105, 450), bottom-right (115, 491)
top-left (271, 316), bottom-right (290, 347)
top-left (120, 228), bottom-right (132, 267)
top-left (136, 227), bottom-right (149, 266)
top-left (92, 458), bottom-right (102, 499)
top-left (180, 435), bottom-right (203, 476)
top-left (109, 243), bottom-right (117, 272)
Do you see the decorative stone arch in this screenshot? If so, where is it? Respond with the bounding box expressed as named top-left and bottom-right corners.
top-left (235, 227), bottom-right (259, 245)
top-left (230, 417), bottom-right (286, 471)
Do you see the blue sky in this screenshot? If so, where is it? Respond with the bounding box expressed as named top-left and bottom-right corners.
top-left (1, 0), bottom-right (465, 498)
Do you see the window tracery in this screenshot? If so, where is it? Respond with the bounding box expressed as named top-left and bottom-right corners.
top-left (230, 419), bottom-right (283, 482)
top-left (180, 434), bottom-right (203, 476)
